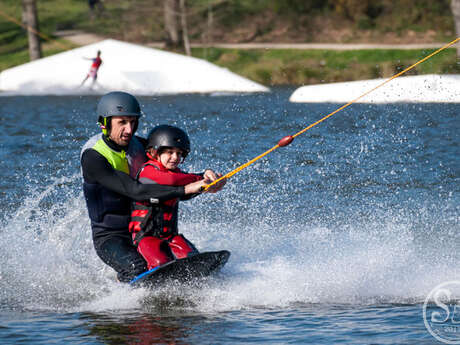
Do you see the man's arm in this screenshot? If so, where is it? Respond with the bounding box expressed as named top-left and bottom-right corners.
top-left (81, 149), bottom-right (185, 201)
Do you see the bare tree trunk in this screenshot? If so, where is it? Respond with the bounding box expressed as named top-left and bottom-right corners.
top-left (21, 1), bottom-right (27, 28)
top-left (164, 0), bottom-right (180, 47)
top-left (207, 1), bottom-right (213, 45)
top-left (22, 0), bottom-right (42, 61)
top-left (201, 1), bottom-right (213, 59)
top-left (179, 0), bottom-right (191, 56)
top-left (452, 0), bottom-right (460, 56)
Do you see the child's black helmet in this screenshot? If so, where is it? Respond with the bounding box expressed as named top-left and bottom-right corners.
top-left (147, 125), bottom-right (190, 156)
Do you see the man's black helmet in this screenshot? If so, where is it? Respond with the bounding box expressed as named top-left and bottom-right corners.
top-left (97, 91), bottom-right (142, 118)
top-left (147, 125), bottom-right (190, 156)
top-left (97, 91), bottom-right (142, 136)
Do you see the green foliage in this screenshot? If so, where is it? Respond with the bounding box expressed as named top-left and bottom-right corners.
top-left (192, 47), bottom-right (458, 85)
top-left (270, 0), bottom-right (328, 14)
top-left (0, 0), bottom-right (85, 71)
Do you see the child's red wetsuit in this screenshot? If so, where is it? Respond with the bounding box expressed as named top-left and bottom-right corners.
top-left (129, 159), bottom-right (202, 269)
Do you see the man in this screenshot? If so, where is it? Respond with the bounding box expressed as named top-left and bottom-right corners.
top-left (80, 91), bottom-right (221, 282)
top-left (80, 50), bottom-right (102, 88)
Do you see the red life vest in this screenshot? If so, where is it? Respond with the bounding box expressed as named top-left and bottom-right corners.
top-left (129, 159), bottom-right (202, 245)
top-left (91, 57), bottom-right (102, 69)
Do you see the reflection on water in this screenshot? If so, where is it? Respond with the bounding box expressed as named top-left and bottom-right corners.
top-left (87, 313), bottom-right (194, 345)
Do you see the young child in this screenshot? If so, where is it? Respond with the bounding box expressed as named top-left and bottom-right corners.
top-left (129, 125), bottom-right (209, 270)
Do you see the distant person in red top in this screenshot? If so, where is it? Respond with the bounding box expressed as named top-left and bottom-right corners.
top-left (129, 125), bottom-right (226, 270)
top-left (81, 50), bottom-right (102, 88)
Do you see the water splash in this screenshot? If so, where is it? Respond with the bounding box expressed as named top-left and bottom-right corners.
top-left (0, 168), bottom-right (458, 315)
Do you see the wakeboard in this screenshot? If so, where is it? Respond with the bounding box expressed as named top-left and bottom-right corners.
top-left (129, 250), bottom-right (230, 287)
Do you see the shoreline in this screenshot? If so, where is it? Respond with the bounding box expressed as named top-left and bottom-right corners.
top-left (54, 30), bottom-right (456, 51)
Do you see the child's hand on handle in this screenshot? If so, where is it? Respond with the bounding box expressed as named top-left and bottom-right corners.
top-left (203, 169), bottom-right (226, 193)
top-left (184, 170), bottom-right (227, 194)
top-left (184, 179), bottom-right (208, 194)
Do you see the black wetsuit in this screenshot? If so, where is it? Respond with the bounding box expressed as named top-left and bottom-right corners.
top-left (81, 135), bottom-right (185, 282)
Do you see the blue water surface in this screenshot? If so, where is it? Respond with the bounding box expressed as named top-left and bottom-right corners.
top-left (0, 87), bottom-right (458, 344)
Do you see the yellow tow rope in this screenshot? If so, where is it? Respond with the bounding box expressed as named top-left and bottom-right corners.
top-left (203, 37), bottom-right (460, 191)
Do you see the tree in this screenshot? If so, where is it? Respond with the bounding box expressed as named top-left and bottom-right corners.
top-left (451, 0), bottom-right (460, 56)
top-left (179, 0), bottom-right (191, 55)
top-left (163, 0), bottom-right (191, 55)
top-left (164, 0), bottom-right (180, 47)
top-left (22, 0), bottom-right (42, 61)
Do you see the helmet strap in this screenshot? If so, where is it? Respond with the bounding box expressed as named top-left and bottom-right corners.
top-left (98, 116), bottom-right (111, 137)
top-left (146, 151), bottom-right (156, 160)
top-left (132, 118), bottom-right (139, 135)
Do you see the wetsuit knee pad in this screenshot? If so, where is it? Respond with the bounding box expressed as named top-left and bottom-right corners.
top-left (137, 236), bottom-right (174, 270)
top-left (94, 235), bottom-right (147, 282)
top-left (117, 255), bottom-right (147, 283)
top-left (168, 234), bottom-right (199, 259)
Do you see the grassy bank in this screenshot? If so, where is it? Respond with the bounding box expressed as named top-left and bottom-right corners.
top-left (192, 47), bottom-right (459, 85)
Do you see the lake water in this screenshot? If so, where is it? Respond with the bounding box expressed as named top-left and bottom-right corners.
top-left (0, 88), bottom-right (459, 344)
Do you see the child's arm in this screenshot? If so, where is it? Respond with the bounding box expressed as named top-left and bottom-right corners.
top-left (139, 165), bottom-right (202, 186)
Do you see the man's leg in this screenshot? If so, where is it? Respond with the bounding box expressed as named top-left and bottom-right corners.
top-left (80, 74), bottom-right (89, 86)
top-left (90, 74), bottom-right (98, 88)
top-left (94, 236), bottom-right (147, 282)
